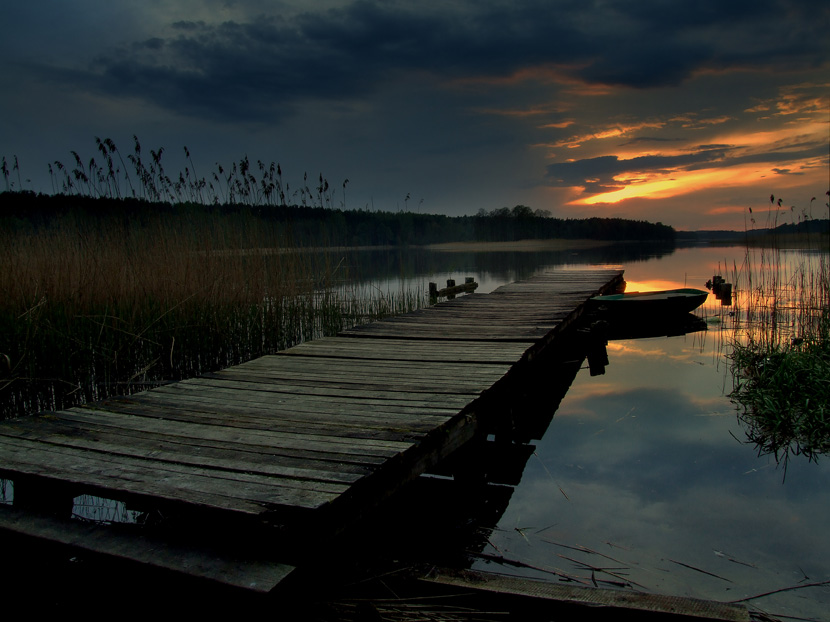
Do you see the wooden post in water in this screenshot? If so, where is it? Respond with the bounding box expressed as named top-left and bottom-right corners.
top-left (429, 277), bottom-right (478, 304)
top-left (720, 282), bottom-right (732, 306)
top-left (711, 275), bottom-right (725, 297)
top-left (586, 320), bottom-right (609, 376)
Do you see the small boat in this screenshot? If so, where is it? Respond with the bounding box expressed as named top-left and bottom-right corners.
top-left (586, 288), bottom-right (709, 317)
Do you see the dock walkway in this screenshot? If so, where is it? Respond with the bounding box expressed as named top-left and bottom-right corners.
top-left (0, 268), bottom-right (623, 591)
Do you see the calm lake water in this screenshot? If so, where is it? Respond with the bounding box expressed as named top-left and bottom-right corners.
top-left (351, 242), bottom-right (829, 621)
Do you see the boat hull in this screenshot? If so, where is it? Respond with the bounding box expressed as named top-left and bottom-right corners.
top-left (586, 288), bottom-right (709, 317)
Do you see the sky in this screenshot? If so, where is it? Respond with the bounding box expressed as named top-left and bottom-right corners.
top-left (1, 0), bottom-right (828, 231)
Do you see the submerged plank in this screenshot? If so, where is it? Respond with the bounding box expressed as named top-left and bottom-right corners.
top-left (0, 507), bottom-right (296, 593)
top-left (422, 568), bottom-right (751, 621)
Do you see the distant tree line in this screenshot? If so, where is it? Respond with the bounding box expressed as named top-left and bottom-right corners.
top-left (472, 204), bottom-right (674, 242)
top-left (0, 192), bottom-right (675, 247)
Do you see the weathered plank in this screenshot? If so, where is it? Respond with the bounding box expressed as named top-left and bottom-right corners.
top-left (280, 337), bottom-right (531, 364)
top-left (0, 437), bottom-right (342, 513)
top-left (159, 377), bottom-right (475, 409)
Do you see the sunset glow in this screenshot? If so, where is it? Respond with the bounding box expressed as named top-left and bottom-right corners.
top-left (573, 163), bottom-right (801, 205)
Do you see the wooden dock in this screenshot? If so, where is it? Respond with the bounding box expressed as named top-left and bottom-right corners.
top-left (0, 268), bottom-right (623, 592)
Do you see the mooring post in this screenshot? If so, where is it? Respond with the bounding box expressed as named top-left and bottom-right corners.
top-left (720, 282), bottom-right (733, 306)
top-left (586, 320), bottom-right (609, 376)
top-left (712, 275), bottom-right (725, 297)
top-left (430, 277), bottom-right (478, 303)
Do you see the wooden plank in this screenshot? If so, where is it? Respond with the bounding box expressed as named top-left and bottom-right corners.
top-left (230, 357), bottom-right (510, 385)
top-left (0, 417), bottom-right (371, 485)
top-left (281, 337), bottom-right (530, 364)
top-left (129, 390), bottom-right (461, 422)
top-left (56, 409), bottom-right (393, 468)
top-left (23, 408), bottom-right (415, 455)
top-left (0, 437), bottom-right (341, 514)
top-left (204, 368), bottom-right (494, 395)
top-left (83, 399), bottom-right (443, 439)
top-left (0, 434), bottom-right (352, 498)
top-left (162, 377), bottom-right (475, 409)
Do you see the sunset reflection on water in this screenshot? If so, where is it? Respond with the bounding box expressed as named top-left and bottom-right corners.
top-left (470, 244), bottom-right (829, 620)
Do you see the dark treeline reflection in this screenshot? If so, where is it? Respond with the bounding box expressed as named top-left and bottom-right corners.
top-left (341, 241), bottom-right (676, 286)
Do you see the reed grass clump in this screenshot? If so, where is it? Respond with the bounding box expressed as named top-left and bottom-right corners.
top-left (726, 193), bottom-right (830, 466)
top-left (0, 209), bottom-right (425, 419)
top-left (730, 316), bottom-right (830, 465)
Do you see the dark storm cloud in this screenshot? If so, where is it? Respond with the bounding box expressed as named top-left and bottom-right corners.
top-left (20, 0), bottom-right (828, 123)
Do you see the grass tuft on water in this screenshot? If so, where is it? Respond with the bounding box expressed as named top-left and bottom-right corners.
top-left (729, 314), bottom-right (830, 466)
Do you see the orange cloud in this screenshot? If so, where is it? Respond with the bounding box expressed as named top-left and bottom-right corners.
top-left (539, 120), bottom-right (576, 129)
top-left (549, 121), bottom-right (665, 149)
top-left (571, 160), bottom-right (818, 205)
top-left (669, 114), bottom-right (733, 129)
top-left (708, 121), bottom-right (827, 152)
top-left (748, 81), bottom-right (830, 117)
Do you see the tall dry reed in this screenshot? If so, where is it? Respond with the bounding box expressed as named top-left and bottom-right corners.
top-left (0, 210), bottom-right (424, 419)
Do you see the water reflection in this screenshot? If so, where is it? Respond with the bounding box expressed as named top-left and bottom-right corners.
top-left (463, 246), bottom-right (830, 620)
top-left (339, 241), bottom-right (674, 295)
top-left (320, 244), bottom-right (827, 620)
top-left (71, 494), bottom-right (148, 525)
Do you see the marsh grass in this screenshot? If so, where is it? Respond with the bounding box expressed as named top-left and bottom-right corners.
top-left (725, 194), bottom-right (830, 467)
top-left (0, 210), bottom-right (426, 419)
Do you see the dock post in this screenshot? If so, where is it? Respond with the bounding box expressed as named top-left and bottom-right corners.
top-left (720, 283), bottom-right (732, 306)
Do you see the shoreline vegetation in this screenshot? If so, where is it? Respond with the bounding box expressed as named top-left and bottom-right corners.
top-left (725, 194), bottom-right (830, 470)
top-left (0, 136), bottom-right (674, 419)
top-left (1, 138), bottom-right (826, 430)
top-left (0, 184), bottom-right (669, 420)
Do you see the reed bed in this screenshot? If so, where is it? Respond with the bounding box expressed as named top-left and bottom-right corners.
top-left (0, 210), bottom-right (426, 419)
top-left (724, 196), bottom-right (830, 467)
